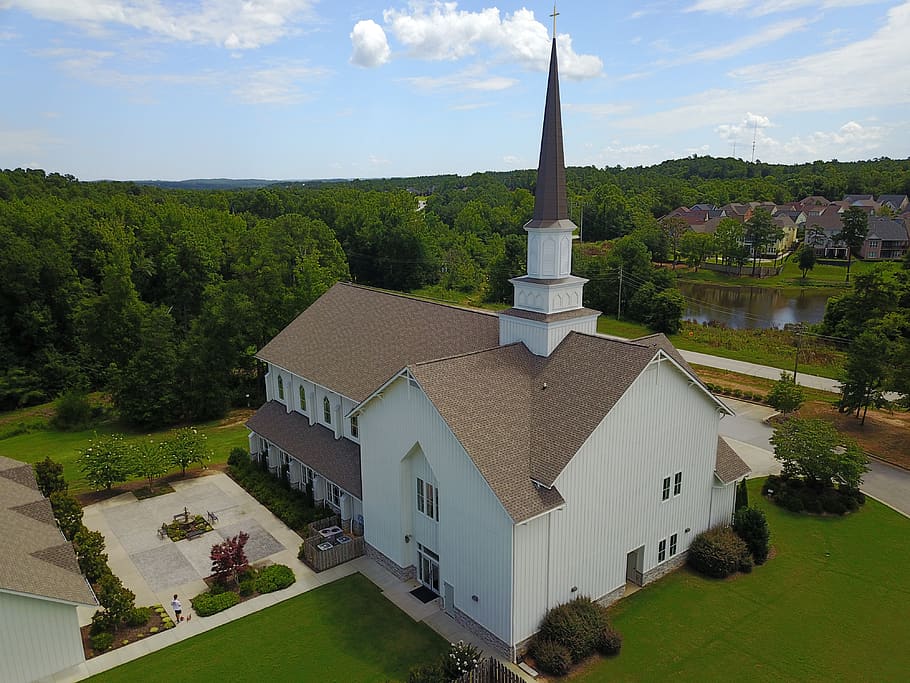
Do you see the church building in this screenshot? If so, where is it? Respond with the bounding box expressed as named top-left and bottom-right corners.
top-left (246, 36), bottom-right (749, 659)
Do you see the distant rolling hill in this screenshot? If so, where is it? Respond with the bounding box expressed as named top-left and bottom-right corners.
top-left (132, 178), bottom-right (353, 190)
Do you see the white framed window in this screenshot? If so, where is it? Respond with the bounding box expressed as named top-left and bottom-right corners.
top-left (416, 478), bottom-right (439, 521)
top-left (674, 472), bottom-right (682, 496)
top-left (662, 476), bottom-right (671, 501)
top-left (670, 533), bottom-right (678, 557)
top-left (323, 396), bottom-right (332, 424)
top-left (299, 385), bottom-right (307, 412)
top-left (327, 482), bottom-right (342, 509)
top-left (350, 415), bottom-right (359, 438)
top-left (277, 375), bottom-right (284, 400)
top-left (302, 466), bottom-right (314, 486)
top-left (658, 539), bottom-right (667, 563)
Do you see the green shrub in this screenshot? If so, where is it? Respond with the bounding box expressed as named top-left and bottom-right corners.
top-left (533, 638), bottom-right (572, 677)
top-left (733, 507), bottom-right (770, 565)
top-left (255, 564), bottom-right (296, 594)
top-left (149, 626), bottom-right (159, 634)
top-left (406, 662), bottom-right (447, 683)
top-left (732, 388), bottom-right (743, 398)
top-left (191, 590), bottom-right (240, 617)
top-left (239, 579), bottom-right (256, 597)
top-left (596, 627), bottom-right (622, 656)
top-left (52, 389), bottom-right (94, 430)
top-left (442, 640), bottom-right (481, 678)
top-left (768, 372), bottom-right (804, 413)
top-left (739, 554), bottom-right (754, 573)
top-left (687, 526), bottom-right (750, 578)
top-left (779, 492), bottom-right (804, 513)
top-left (227, 447), bottom-right (248, 467)
top-left (90, 610), bottom-right (114, 635)
top-left (125, 606), bottom-right (152, 627)
top-left (821, 489), bottom-right (847, 515)
top-left (537, 596), bottom-right (609, 663)
top-left (90, 631), bottom-right (114, 652)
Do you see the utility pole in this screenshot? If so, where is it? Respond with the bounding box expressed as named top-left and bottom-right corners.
top-left (617, 265), bottom-right (623, 319)
top-left (579, 201), bottom-right (584, 242)
top-left (792, 324), bottom-right (804, 383)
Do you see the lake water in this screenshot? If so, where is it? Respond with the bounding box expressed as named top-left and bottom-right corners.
top-left (677, 281), bottom-right (835, 329)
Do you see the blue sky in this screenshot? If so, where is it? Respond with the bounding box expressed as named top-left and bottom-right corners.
top-left (1, 1), bottom-right (908, 180)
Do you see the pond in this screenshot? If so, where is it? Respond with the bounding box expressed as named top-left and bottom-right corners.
top-left (677, 281), bottom-right (837, 329)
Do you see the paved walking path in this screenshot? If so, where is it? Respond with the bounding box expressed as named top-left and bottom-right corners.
top-left (47, 473), bottom-right (501, 682)
top-left (679, 349), bottom-right (840, 392)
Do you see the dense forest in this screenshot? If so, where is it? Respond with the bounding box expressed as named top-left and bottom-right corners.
top-left (2, 156), bottom-right (908, 425)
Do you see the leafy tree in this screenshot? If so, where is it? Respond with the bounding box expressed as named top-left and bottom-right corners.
top-left (713, 218), bottom-right (745, 268)
top-left (210, 531), bottom-right (250, 586)
top-left (648, 288), bottom-right (686, 334)
top-left (486, 234), bottom-right (526, 303)
top-left (839, 327), bottom-right (889, 423)
top-left (659, 216), bottom-right (689, 268)
top-left (49, 491), bottom-right (83, 540)
top-left (80, 433), bottom-right (131, 490)
top-left (34, 456), bottom-right (67, 498)
top-left (94, 572), bottom-right (136, 632)
top-left (768, 371), bottom-right (804, 413)
top-left (797, 245), bottom-right (816, 281)
top-left (131, 439), bottom-right (170, 490)
top-left (51, 388), bottom-right (94, 430)
top-left (770, 417), bottom-right (868, 489)
top-left (112, 305), bottom-right (180, 428)
top-left (836, 206), bottom-right (869, 282)
top-left (167, 427), bottom-right (210, 477)
top-left (679, 231), bottom-right (715, 271)
top-left (744, 209), bottom-right (783, 276)
top-left (73, 526), bottom-right (109, 582)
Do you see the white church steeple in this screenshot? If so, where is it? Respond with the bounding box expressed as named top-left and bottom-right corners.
top-left (498, 37), bottom-right (600, 357)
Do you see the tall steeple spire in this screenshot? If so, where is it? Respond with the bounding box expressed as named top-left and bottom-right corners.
top-left (527, 39), bottom-right (570, 229)
top-left (498, 31), bottom-right (600, 357)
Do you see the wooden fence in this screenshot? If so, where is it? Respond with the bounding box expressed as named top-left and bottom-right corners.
top-left (300, 514), bottom-right (365, 572)
top-left (452, 657), bottom-right (524, 683)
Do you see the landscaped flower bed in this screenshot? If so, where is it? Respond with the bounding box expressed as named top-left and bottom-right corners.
top-left (163, 514), bottom-right (213, 541)
top-left (81, 603), bottom-right (174, 659)
top-left (192, 563), bottom-right (297, 617)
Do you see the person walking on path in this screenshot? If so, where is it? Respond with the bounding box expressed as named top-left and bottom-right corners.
top-left (172, 594), bottom-right (182, 624)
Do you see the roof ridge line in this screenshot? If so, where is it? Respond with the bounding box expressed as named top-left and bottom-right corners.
top-left (410, 342), bottom-right (524, 368)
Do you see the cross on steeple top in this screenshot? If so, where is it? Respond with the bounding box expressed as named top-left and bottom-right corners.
top-left (550, 4), bottom-right (559, 38)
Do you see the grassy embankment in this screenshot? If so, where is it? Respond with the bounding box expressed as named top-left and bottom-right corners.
top-left (0, 402), bottom-right (250, 494)
top-left (676, 258), bottom-right (894, 289)
top-left (576, 479), bottom-right (910, 681)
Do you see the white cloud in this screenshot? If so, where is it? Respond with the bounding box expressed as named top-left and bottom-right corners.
top-left (686, 0), bottom-right (883, 16)
top-left (777, 120), bottom-right (886, 158)
top-left (350, 19), bottom-right (391, 68)
top-left (379, 3), bottom-right (602, 79)
top-left (449, 102), bottom-right (492, 110)
top-left (0, 126), bottom-right (61, 157)
top-left (716, 112), bottom-right (773, 142)
top-left (565, 103), bottom-right (634, 118)
top-left (5, 0), bottom-right (316, 49)
top-left (688, 18), bottom-right (810, 61)
top-left (403, 67), bottom-right (517, 92)
top-left (613, 2), bottom-right (910, 135)
top-left (233, 62), bottom-right (327, 104)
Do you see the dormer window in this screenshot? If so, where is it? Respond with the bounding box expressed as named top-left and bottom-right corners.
top-left (351, 415), bottom-right (359, 438)
top-left (323, 396), bottom-right (332, 424)
top-left (299, 385), bottom-right (307, 412)
top-left (277, 376), bottom-right (284, 400)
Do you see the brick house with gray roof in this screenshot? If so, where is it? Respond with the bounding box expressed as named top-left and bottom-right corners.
top-left (247, 35), bottom-right (748, 660)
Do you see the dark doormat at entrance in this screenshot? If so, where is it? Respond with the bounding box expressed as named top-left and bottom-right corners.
top-left (410, 586), bottom-right (438, 603)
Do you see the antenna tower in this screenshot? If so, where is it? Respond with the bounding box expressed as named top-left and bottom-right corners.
top-left (750, 120), bottom-right (758, 163)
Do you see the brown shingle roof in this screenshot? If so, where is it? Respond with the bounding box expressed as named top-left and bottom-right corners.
top-left (246, 401), bottom-right (363, 498)
top-left (410, 332), bottom-right (723, 522)
top-left (0, 456), bottom-right (96, 606)
top-left (715, 437), bottom-right (751, 484)
top-left (256, 283), bottom-right (500, 402)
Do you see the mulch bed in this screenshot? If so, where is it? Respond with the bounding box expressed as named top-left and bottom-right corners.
top-left (76, 467), bottom-right (224, 507)
top-left (80, 609), bottom-right (172, 659)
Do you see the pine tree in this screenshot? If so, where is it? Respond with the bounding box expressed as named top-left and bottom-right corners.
top-left (735, 478), bottom-right (749, 510)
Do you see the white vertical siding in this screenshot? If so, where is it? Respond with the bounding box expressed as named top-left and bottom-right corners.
top-left (512, 359), bottom-right (721, 642)
top-left (710, 483), bottom-right (736, 528)
top-left (0, 591), bottom-right (85, 683)
top-left (360, 376), bottom-right (515, 644)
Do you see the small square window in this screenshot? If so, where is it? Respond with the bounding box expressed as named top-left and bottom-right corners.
top-left (658, 539), bottom-right (666, 563)
top-left (662, 476), bottom-right (671, 501)
top-left (670, 533), bottom-right (678, 557)
top-left (674, 472), bottom-right (682, 496)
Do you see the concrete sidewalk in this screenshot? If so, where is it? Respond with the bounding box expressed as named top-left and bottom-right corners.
top-left (679, 349), bottom-right (840, 392)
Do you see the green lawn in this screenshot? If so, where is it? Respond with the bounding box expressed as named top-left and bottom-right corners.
top-left (678, 258), bottom-right (893, 289)
top-left (577, 480), bottom-right (910, 681)
top-left (0, 405), bottom-right (249, 493)
top-left (90, 573), bottom-right (448, 683)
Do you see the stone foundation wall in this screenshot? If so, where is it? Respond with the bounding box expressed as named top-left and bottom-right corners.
top-left (643, 552), bottom-right (687, 584)
top-left (451, 606), bottom-right (511, 661)
top-left (595, 584), bottom-right (627, 609)
top-left (365, 543), bottom-right (415, 581)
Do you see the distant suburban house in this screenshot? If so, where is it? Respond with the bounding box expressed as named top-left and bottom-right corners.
top-left (805, 205), bottom-right (847, 258)
top-left (878, 194), bottom-right (909, 213)
top-left (860, 217), bottom-right (910, 260)
top-left (246, 38), bottom-right (749, 660)
top-left (0, 456), bottom-right (96, 683)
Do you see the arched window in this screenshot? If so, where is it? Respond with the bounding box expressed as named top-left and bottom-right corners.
top-left (323, 396), bottom-right (332, 424)
top-left (277, 375), bottom-right (284, 400)
top-left (299, 385), bottom-right (307, 412)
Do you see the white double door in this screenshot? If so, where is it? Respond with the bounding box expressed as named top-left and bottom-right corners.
top-left (418, 545), bottom-right (440, 594)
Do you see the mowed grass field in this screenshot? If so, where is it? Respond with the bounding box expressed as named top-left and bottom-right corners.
top-left (576, 480), bottom-right (910, 681)
top-left (90, 573), bottom-right (448, 683)
top-left (0, 403), bottom-right (250, 493)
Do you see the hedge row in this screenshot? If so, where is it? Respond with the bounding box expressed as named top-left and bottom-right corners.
top-left (704, 383), bottom-right (768, 404)
top-left (191, 590), bottom-right (241, 617)
top-left (688, 526), bottom-right (752, 578)
top-left (531, 597), bottom-right (621, 676)
top-left (763, 474), bottom-right (864, 515)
